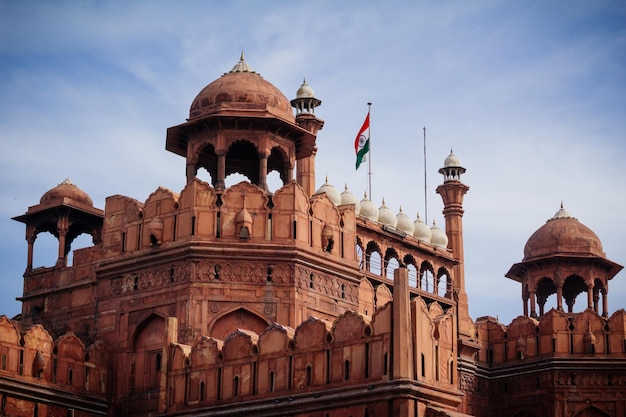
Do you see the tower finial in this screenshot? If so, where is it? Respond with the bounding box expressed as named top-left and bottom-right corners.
top-left (240, 50), bottom-right (245, 61)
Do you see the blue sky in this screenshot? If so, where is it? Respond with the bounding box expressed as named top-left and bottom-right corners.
top-left (1, 1), bottom-right (625, 324)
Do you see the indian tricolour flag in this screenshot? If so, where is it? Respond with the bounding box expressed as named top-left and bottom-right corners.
top-left (354, 111), bottom-right (370, 170)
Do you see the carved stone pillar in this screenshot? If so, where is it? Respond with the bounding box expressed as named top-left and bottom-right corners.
top-left (529, 289), bottom-right (537, 318)
top-left (216, 152), bottom-right (226, 190)
top-left (258, 153), bottom-right (268, 191)
top-left (26, 225), bottom-right (36, 272)
top-left (186, 162), bottom-right (197, 185)
top-left (587, 282), bottom-right (594, 310)
top-left (56, 215), bottom-right (69, 267)
top-left (556, 284), bottom-right (564, 311)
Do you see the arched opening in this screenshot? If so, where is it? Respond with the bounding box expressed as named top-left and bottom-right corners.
top-left (32, 231), bottom-right (58, 268)
top-left (226, 140), bottom-right (260, 185)
top-left (385, 252), bottom-right (400, 279)
top-left (67, 232), bottom-right (93, 266)
top-left (267, 146), bottom-right (290, 190)
top-left (266, 170), bottom-right (283, 193)
top-left (365, 241), bottom-right (382, 275)
top-left (209, 308), bottom-right (270, 340)
top-left (536, 277), bottom-right (557, 316)
top-left (407, 262), bottom-right (418, 288)
top-left (437, 268), bottom-right (450, 297)
top-left (420, 262), bottom-right (434, 292)
top-left (196, 143), bottom-right (218, 186)
top-left (563, 274), bottom-right (587, 313)
top-left (224, 172), bottom-right (249, 189)
top-left (403, 254), bottom-right (418, 287)
top-left (131, 315), bottom-right (165, 395)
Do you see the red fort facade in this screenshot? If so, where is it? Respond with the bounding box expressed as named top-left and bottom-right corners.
top-left (2, 55), bottom-right (625, 417)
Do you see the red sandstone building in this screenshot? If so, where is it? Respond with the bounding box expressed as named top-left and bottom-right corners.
top-left (2, 55), bottom-right (625, 417)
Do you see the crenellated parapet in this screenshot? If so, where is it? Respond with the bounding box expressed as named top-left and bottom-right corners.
top-left (0, 316), bottom-right (108, 416)
top-left (148, 289), bottom-right (461, 416)
top-left (468, 309), bottom-right (626, 417)
top-left (163, 311), bottom-right (387, 413)
top-left (475, 308), bottom-right (626, 365)
top-left (100, 179), bottom-right (357, 263)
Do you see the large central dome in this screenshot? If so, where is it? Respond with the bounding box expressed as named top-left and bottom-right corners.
top-left (189, 54), bottom-right (294, 122)
top-left (523, 205), bottom-right (604, 261)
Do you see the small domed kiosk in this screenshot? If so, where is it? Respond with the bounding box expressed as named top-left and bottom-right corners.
top-left (166, 53), bottom-right (323, 195)
top-left (13, 179), bottom-right (103, 269)
top-left (506, 203), bottom-right (622, 318)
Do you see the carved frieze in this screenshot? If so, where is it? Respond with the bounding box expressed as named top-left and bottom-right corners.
top-left (555, 371), bottom-right (626, 387)
top-left (112, 260), bottom-right (295, 295)
top-left (295, 265), bottom-right (357, 303)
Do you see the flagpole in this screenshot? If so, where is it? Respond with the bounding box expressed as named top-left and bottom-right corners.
top-left (367, 102), bottom-right (372, 201)
top-left (423, 126), bottom-right (427, 224)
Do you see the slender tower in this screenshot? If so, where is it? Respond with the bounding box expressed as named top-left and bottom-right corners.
top-left (291, 79), bottom-right (324, 197)
top-left (435, 150), bottom-right (477, 350)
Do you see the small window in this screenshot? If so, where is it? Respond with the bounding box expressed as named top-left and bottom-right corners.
top-left (305, 365), bottom-right (312, 386)
top-left (233, 376), bottom-right (239, 397)
top-left (269, 371), bottom-right (276, 392)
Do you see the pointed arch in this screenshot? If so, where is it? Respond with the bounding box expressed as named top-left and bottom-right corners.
top-left (436, 267), bottom-right (451, 297)
top-left (562, 274), bottom-right (587, 313)
top-left (196, 143), bottom-right (218, 186)
top-left (132, 314), bottom-right (165, 394)
top-left (209, 307), bottom-right (270, 341)
top-left (384, 247), bottom-right (399, 278)
top-left (536, 277), bottom-right (557, 315)
top-left (226, 139), bottom-right (260, 185)
top-left (365, 240), bottom-right (382, 275)
top-left (403, 254), bottom-right (419, 288)
top-left (420, 261), bottom-right (434, 292)
top-left (267, 145), bottom-right (290, 187)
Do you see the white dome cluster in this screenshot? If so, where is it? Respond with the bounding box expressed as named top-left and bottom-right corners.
top-left (318, 181), bottom-right (449, 250)
top-left (314, 176), bottom-right (342, 206)
top-left (359, 192), bottom-right (378, 221)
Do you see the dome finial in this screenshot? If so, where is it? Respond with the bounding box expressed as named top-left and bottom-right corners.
top-left (230, 51), bottom-right (254, 73)
top-left (551, 202), bottom-right (572, 220)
